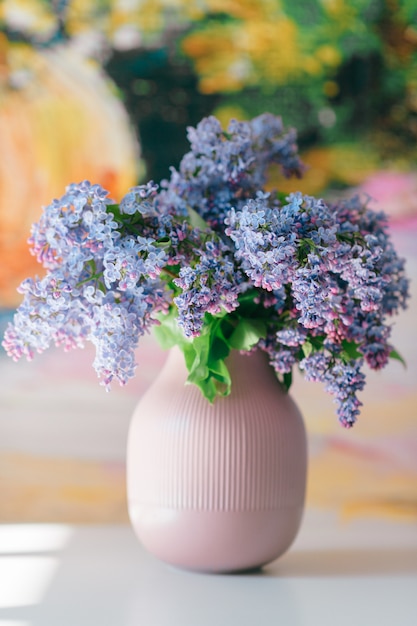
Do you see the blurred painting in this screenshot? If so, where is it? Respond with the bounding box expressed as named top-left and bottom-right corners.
top-left (0, 0), bottom-right (416, 526)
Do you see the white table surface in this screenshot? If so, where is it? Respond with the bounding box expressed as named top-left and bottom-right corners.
top-left (1, 509), bottom-right (416, 626)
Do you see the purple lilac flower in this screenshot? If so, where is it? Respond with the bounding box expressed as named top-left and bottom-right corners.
top-left (173, 238), bottom-right (242, 337)
top-left (253, 287), bottom-right (287, 313)
top-left (29, 181), bottom-right (118, 269)
top-left (157, 113), bottom-right (303, 229)
top-left (324, 360), bottom-right (366, 428)
top-left (226, 190), bottom-right (408, 426)
top-left (269, 347), bottom-right (298, 374)
top-left (226, 191), bottom-right (408, 348)
top-left (299, 353), bottom-right (365, 427)
top-left (276, 327), bottom-right (307, 347)
top-left (299, 352), bottom-right (332, 382)
top-left (103, 236), bottom-right (167, 290)
top-left (3, 276), bottom-right (72, 361)
top-left (119, 181), bottom-right (159, 215)
top-left (357, 320), bottom-right (392, 369)
top-left (3, 272), bottom-right (170, 388)
top-left (3, 180), bottom-right (172, 388)
top-left (225, 196), bottom-right (297, 291)
top-left (249, 113), bottom-right (304, 181)
top-left (89, 287), bottom-right (154, 389)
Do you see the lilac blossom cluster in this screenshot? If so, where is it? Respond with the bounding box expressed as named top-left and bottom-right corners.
top-left (225, 192), bottom-right (409, 427)
top-left (156, 113), bottom-right (304, 229)
top-left (2, 113), bottom-right (409, 426)
top-left (3, 181), bottom-right (171, 388)
top-left (173, 238), bottom-right (242, 337)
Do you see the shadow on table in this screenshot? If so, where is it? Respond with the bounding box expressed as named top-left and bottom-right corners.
top-left (265, 547), bottom-right (417, 577)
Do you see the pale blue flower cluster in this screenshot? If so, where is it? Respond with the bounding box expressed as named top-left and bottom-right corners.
top-left (2, 114), bottom-right (409, 426)
top-left (3, 181), bottom-right (170, 388)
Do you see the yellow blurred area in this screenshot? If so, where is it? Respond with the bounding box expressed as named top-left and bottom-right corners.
top-left (180, 1), bottom-right (351, 94)
top-left (201, 0), bottom-right (276, 21)
top-left (267, 144), bottom-right (380, 196)
top-left (0, 452), bottom-right (128, 523)
top-left (323, 0), bottom-right (358, 25)
top-left (243, 18), bottom-right (303, 84)
top-left (182, 14), bottom-right (315, 93)
top-left (182, 24), bottom-right (247, 94)
top-left (0, 43), bottom-right (141, 307)
top-left (308, 443), bottom-right (417, 522)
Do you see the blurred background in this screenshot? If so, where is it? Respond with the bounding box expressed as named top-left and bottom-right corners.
top-left (0, 0), bottom-right (416, 525)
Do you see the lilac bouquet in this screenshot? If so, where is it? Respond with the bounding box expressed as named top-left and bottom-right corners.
top-left (2, 114), bottom-right (409, 427)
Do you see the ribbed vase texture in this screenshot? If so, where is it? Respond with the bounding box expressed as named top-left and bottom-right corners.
top-left (127, 347), bottom-right (307, 573)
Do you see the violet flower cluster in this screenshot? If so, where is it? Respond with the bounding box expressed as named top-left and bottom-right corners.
top-left (2, 113), bottom-right (409, 427)
top-left (225, 192), bottom-right (408, 426)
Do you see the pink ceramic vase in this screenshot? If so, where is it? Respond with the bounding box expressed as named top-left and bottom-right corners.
top-left (127, 347), bottom-right (307, 573)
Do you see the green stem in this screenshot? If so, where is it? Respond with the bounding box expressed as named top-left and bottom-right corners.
top-left (76, 274), bottom-right (103, 287)
top-left (161, 267), bottom-right (178, 279)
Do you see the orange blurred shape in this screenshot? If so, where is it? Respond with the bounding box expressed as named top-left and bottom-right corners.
top-left (0, 45), bottom-right (141, 307)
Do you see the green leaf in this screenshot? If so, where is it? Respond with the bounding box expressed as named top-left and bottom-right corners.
top-left (341, 340), bottom-right (362, 360)
top-left (210, 336), bottom-right (230, 360)
top-left (301, 340), bottom-right (313, 358)
top-left (154, 237), bottom-right (171, 249)
top-left (234, 290), bottom-right (264, 318)
top-left (106, 203), bottom-right (122, 219)
top-left (152, 308), bottom-right (188, 350)
top-left (207, 358), bottom-right (231, 390)
top-left (190, 376), bottom-right (218, 403)
top-left (296, 237), bottom-right (319, 265)
top-left (237, 289), bottom-right (259, 305)
top-left (275, 191), bottom-right (288, 204)
top-left (309, 335), bottom-right (325, 350)
top-left (182, 341), bottom-right (198, 373)
top-left (228, 318), bottom-right (267, 351)
top-left (154, 308), bottom-right (251, 403)
top-left (191, 369), bottom-right (231, 403)
top-left (282, 370), bottom-right (293, 392)
top-left (187, 345), bottom-right (232, 402)
top-left (389, 349), bottom-right (407, 368)
top-left (186, 330), bottom-right (211, 382)
top-left (187, 206), bottom-right (209, 230)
